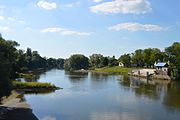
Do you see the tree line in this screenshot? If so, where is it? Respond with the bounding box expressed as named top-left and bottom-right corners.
top-left (0, 36), bottom-right (64, 98)
top-left (64, 42), bottom-right (180, 80)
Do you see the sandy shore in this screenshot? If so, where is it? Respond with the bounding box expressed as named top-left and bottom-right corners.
top-left (0, 91), bottom-right (39, 120)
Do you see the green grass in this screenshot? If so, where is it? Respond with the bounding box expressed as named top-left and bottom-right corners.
top-left (17, 73), bottom-right (34, 79)
top-left (93, 66), bottom-right (133, 74)
top-left (12, 81), bottom-right (60, 90)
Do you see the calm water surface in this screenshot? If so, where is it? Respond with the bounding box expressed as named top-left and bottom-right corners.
top-left (25, 69), bottom-right (180, 120)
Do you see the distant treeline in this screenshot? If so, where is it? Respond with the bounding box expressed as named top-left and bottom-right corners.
top-left (64, 42), bottom-right (180, 80)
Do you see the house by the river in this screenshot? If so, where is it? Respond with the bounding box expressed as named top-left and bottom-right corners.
top-left (154, 62), bottom-right (169, 75)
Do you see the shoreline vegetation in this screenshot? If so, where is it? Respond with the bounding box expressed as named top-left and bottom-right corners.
top-left (12, 81), bottom-right (61, 92)
top-left (92, 66), bottom-right (133, 74)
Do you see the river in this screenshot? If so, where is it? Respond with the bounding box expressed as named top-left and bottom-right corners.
top-left (24, 69), bottom-right (180, 120)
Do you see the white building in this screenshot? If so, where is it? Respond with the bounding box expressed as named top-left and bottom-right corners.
top-left (155, 62), bottom-right (168, 75)
top-left (119, 62), bottom-right (124, 67)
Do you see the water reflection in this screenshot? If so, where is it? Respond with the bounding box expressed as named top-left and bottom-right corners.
top-left (65, 71), bottom-right (88, 81)
top-left (16, 69), bottom-right (47, 82)
top-left (120, 76), bottom-right (180, 109)
top-left (163, 81), bottom-right (180, 109)
top-left (24, 70), bottom-right (180, 120)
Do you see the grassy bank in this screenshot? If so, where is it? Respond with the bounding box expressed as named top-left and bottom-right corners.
top-left (12, 81), bottom-right (61, 92)
top-left (93, 66), bottom-right (133, 74)
top-left (17, 73), bottom-right (34, 79)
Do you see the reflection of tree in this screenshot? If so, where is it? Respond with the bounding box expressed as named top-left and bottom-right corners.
top-left (119, 76), bottom-right (167, 100)
top-left (120, 75), bottom-right (180, 109)
top-left (134, 84), bottom-right (159, 100)
top-left (65, 71), bottom-right (88, 83)
top-left (163, 82), bottom-right (180, 109)
top-left (118, 75), bottom-right (130, 88)
top-left (90, 72), bottom-right (111, 86)
top-left (90, 72), bottom-right (109, 82)
top-left (23, 69), bottom-right (47, 82)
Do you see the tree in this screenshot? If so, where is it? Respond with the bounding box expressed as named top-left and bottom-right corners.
top-left (89, 54), bottom-right (104, 68)
top-left (0, 37), bottom-right (19, 97)
top-left (165, 42), bottom-right (180, 80)
top-left (108, 56), bottom-right (118, 67)
top-left (131, 49), bottom-right (144, 67)
top-left (102, 57), bottom-right (109, 67)
top-left (56, 58), bottom-right (64, 69)
top-left (119, 54), bottom-right (131, 67)
top-left (64, 54), bottom-right (89, 71)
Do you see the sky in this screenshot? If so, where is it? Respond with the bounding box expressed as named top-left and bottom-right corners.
top-left (0, 0), bottom-right (180, 58)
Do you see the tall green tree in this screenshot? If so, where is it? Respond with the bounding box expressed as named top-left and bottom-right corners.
top-left (131, 49), bottom-right (144, 67)
top-left (165, 42), bottom-right (180, 79)
top-left (108, 56), bottom-right (118, 67)
top-left (89, 54), bottom-right (105, 68)
top-left (0, 37), bottom-right (19, 97)
top-left (119, 54), bottom-right (131, 67)
top-left (64, 54), bottom-right (89, 71)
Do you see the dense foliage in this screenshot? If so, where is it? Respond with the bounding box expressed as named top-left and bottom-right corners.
top-left (89, 54), bottom-right (118, 68)
top-left (118, 43), bottom-right (180, 79)
top-left (119, 48), bottom-right (166, 68)
top-left (165, 42), bottom-right (180, 79)
top-left (64, 54), bottom-right (89, 71)
top-left (14, 48), bottom-right (64, 73)
top-left (0, 37), bottom-right (19, 97)
top-left (0, 36), bottom-right (64, 98)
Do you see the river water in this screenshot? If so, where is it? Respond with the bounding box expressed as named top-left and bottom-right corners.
top-left (24, 69), bottom-right (180, 120)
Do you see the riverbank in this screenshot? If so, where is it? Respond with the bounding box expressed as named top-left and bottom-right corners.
top-left (0, 81), bottom-right (61, 120)
top-left (91, 67), bottom-right (171, 80)
top-left (129, 69), bottom-right (171, 80)
top-left (0, 91), bottom-right (38, 120)
top-left (92, 66), bottom-right (133, 74)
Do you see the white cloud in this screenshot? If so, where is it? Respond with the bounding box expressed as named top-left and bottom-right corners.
top-left (0, 16), bottom-right (5, 20)
top-left (108, 22), bottom-right (163, 32)
top-left (40, 27), bottom-right (91, 36)
top-left (66, 1), bottom-right (81, 8)
top-left (93, 0), bottom-right (103, 3)
top-left (90, 0), bottom-right (152, 14)
top-left (0, 26), bottom-right (11, 33)
top-left (18, 20), bottom-right (25, 24)
top-left (41, 116), bottom-right (56, 120)
top-left (7, 17), bottom-right (15, 21)
top-left (37, 1), bottom-right (57, 10)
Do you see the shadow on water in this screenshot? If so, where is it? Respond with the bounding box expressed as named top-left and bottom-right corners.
top-left (65, 71), bottom-right (88, 83)
top-left (119, 76), bottom-right (180, 109)
top-left (163, 81), bottom-right (180, 109)
top-left (16, 69), bottom-right (47, 82)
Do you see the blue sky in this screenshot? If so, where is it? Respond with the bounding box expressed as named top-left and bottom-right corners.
top-left (0, 0), bottom-right (180, 58)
